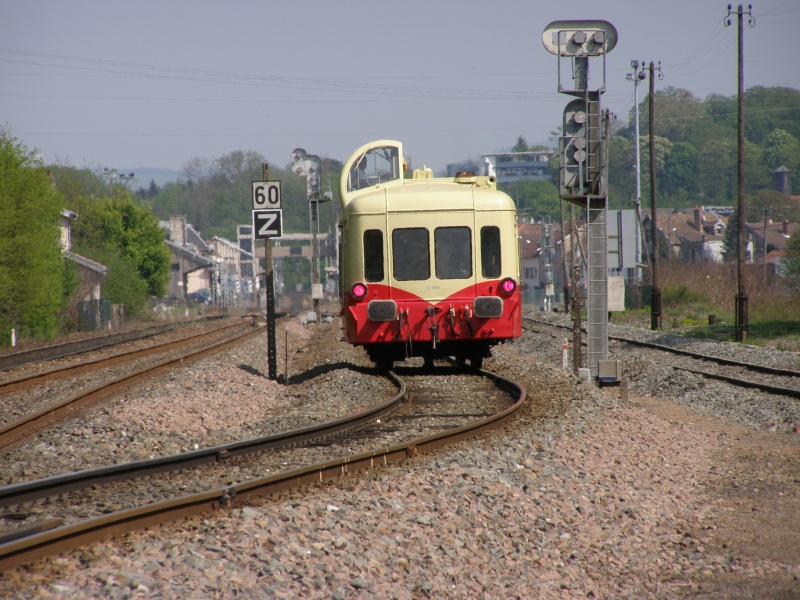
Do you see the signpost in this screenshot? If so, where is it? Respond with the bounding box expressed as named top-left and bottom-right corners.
top-left (253, 168), bottom-right (282, 381)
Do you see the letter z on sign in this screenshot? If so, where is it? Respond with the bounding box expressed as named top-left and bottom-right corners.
top-left (253, 210), bottom-right (283, 239)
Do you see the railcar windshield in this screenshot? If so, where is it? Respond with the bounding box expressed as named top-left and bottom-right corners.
top-left (348, 145), bottom-right (401, 191)
top-left (435, 227), bottom-right (472, 279)
top-left (392, 228), bottom-right (430, 281)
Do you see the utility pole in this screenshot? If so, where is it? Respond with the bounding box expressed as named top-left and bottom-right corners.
top-left (643, 60), bottom-right (664, 330)
top-left (626, 61), bottom-right (646, 286)
top-left (763, 207), bottom-right (769, 283)
top-left (726, 3), bottom-right (755, 342)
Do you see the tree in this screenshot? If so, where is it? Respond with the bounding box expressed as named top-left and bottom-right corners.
top-left (0, 128), bottom-right (75, 342)
top-left (762, 129), bottom-right (800, 194)
top-left (512, 136), bottom-right (529, 152)
top-left (746, 189), bottom-right (795, 224)
top-left (742, 86), bottom-right (800, 143)
top-left (784, 230), bottom-right (800, 288)
top-left (639, 135), bottom-right (672, 203)
top-left (71, 192), bottom-right (170, 298)
top-left (722, 211), bottom-right (750, 263)
top-left (642, 87), bottom-right (705, 143)
top-left (607, 135), bottom-right (635, 207)
top-left (661, 141), bottom-right (698, 198)
top-left (502, 179), bottom-right (560, 222)
top-left (697, 137), bottom-right (737, 202)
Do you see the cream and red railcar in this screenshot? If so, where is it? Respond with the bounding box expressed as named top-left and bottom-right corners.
top-left (338, 140), bottom-right (521, 369)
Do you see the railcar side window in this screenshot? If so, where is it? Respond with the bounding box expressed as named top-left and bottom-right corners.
top-left (481, 226), bottom-right (501, 278)
top-left (434, 227), bottom-right (472, 279)
top-left (392, 228), bottom-right (430, 281)
top-left (363, 229), bottom-right (384, 282)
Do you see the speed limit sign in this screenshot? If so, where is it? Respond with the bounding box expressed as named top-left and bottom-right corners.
top-left (252, 181), bottom-right (281, 209)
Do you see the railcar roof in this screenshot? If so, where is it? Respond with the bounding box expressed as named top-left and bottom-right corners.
top-left (343, 180), bottom-right (516, 216)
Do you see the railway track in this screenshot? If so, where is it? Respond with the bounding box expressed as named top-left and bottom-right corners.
top-left (525, 317), bottom-right (800, 399)
top-left (0, 316), bottom-right (228, 372)
top-left (0, 365), bottom-right (525, 573)
top-left (0, 318), bottom-right (261, 449)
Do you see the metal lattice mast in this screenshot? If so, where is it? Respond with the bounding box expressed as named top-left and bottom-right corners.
top-left (542, 19), bottom-right (617, 378)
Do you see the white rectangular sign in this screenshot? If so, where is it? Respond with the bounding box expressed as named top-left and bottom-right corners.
top-left (252, 181), bottom-right (281, 210)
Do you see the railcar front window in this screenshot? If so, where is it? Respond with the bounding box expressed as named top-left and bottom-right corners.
top-left (435, 227), bottom-right (472, 279)
top-left (348, 146), bottom-right (400, 191)
top-left (392, 228), bottom-right (429, 281)
top-left (363, 229), bottom-right (384, 282)
top-left (481, 226), bottom-right (501, 278)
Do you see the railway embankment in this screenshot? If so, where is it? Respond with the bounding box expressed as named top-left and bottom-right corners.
top-left (1, 312), bottom-right (799, 598)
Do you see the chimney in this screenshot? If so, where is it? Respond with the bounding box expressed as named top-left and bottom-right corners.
top-left (784, 219), bottom-right (790, 236)
top-left (693, 205), bottom-right (702, 231)
top-left (170, 215), bottom-right (187, 246)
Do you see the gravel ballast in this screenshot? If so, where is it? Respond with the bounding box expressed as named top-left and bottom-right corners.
top-left (1, 312), bottom-right (799, 598)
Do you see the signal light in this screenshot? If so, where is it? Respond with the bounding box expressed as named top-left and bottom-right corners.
top-left (350, 282), bottom-right (368, 300)
top-left (499, 277), bottom-right (517, 295)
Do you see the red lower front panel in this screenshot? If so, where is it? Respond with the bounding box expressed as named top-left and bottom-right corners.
top-left (343, 283), bottom-right (521, 346)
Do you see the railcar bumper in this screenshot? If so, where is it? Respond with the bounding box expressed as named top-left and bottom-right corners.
top-left (344, 298), bottom-right (521, 346)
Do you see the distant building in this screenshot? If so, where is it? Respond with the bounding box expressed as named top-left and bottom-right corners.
top-left (446, 151), bottom-right (554, 184)
top-left (774, 165), bottom-right (791, 196)
top-left (746, 218), bottom-right (799, 263)
top-left (673, 206), bottom-right (727, 264)
top-left (481, 151), bottom-right (554, 184)
top-left (445, 159), bottom-right (483, 178)
top-left (60, 209), bottom-right (107, 302)
top-left (518, 220), bottom-right (563, 306)
top-left (643, 206), bottom-right (728, 264)
top-left (162, 215), bottom-right (214, 301)
top-left (209, 235), bottom-right (251, 307)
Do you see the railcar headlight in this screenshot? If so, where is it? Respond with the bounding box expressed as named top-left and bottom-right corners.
top-left (350, 282), bottom-right (368, 300)
top-left (499, 277), bottom-right (517, 295)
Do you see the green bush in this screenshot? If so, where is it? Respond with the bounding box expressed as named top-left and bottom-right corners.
top-left (662, 284), bottom-right (706, 307)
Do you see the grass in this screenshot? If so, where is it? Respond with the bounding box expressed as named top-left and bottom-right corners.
top-left (610, 262), bottom-right (800, 351)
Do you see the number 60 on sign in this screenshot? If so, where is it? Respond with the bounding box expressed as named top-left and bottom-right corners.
top-left (252, 181), bottom-right (281, 209)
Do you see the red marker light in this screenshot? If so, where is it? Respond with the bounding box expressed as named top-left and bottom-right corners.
top-left (350, 282), bottom-right (368, 300)
top-left (500, 277), bottom-right (517, 294)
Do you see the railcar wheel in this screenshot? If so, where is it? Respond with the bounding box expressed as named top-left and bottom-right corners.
top-left (469, 355), bottom-right (483, 370)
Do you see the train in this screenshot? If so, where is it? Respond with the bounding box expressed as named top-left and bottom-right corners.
top-left (338, 140), bottom-right (522, 369)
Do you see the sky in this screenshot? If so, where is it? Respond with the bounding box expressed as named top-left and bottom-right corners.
top-left (1, 0), bottom-right (798, 180)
